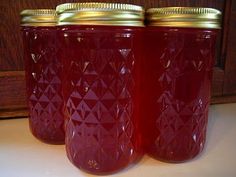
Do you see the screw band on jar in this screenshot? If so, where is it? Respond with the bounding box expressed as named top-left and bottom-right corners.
top-left (56, 2), bottom-right (144, 27)
top-left (20, 9), bottom-right (57, 26)
top-left (146, 7), bottom-right (222, 29)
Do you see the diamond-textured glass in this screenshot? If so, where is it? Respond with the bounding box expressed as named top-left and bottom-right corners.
top-left (22, 26), bottom-right (64, 144)
top-left (59, 26), bottom-right (143, 174)
top-left (142, 27), bottom-right (218, 162)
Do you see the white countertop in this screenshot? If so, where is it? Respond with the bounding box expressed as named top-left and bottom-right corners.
top-left (1, 103), bottom-right (236, 177)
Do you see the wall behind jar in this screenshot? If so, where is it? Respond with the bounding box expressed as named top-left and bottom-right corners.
top-left (0, 0), bottom-right (236, 118)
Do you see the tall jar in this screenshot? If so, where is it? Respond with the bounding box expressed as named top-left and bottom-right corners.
top-left (143, 7), bottom-right (221, 162)
top-left (56, 3), bottom-right (144, 174)
top-left (21, 10), bottom-right (64, 144)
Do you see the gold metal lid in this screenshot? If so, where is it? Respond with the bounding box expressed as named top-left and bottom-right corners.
top-left (20, 9), bottom-right (57, 26)
top-left (56, 2), bottom-right (144, 27)
top-left (146, 7), bottom-right (222, 29)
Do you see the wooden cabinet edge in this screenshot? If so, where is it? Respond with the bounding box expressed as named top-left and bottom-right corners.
top-left (0, 108), bottom-right (28, 118)
top-left (211, 95), bottom-right (236, 104)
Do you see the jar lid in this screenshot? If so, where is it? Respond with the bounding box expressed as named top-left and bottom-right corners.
top-left (56, 3), bottom-right (144, 27)
top-left (20, 9), bottom-right (57, 26)
top-left (146, 7), bottom-right (222, 29)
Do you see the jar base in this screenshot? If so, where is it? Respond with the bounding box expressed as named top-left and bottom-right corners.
top-left (146, 148), bottom-right (204, 163)
top-left (37, 138), bottom-right (65, 145)
top-left (67, 153), bottom-right (144, 175)
top-left (30, 129), bottom-right (65, 145)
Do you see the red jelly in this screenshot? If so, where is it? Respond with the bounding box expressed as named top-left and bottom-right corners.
top-left (143, 7), bottom-right (221, 162)
top-left (21, 10), bottom-right (64, 144)
top-left (57, 3), bottom-right (144, 174)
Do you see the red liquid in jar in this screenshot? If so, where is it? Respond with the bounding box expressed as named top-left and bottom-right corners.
top-left (142, 27), bottom-right (218, 162)
top-left (22, 26), bottom-right (64, 144)
top-left (59, 25), bottom-right (143, 174)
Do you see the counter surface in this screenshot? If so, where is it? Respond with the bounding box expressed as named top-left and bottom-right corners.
top-left (1, 104), bottom-right (236, 177)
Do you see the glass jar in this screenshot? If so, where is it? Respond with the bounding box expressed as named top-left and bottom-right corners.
top-left (143, 7), bottom-right (221, 162)
top-left (21, 9), bottom-right (64, 144)
top-left (56, 3), bottom-right (144, 174)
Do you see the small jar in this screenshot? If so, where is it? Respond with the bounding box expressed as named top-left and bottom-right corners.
top-left (21, 9), bottom-right (64, 144)
top-left (56, 3), bottom-right (144, 174)
top-left (143, 7), bottom-right (221, 162)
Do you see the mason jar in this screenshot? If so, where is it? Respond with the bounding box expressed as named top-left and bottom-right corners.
top-left (56, 3), bottom-right (144, 174)
top-left (21, 9), bottom-right (64, 144)
top-left (142, 7), bottom-right (221, 162)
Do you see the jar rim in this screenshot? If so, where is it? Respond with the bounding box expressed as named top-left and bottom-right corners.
top-left (20, 9), bottom-right (57, 26)
top-left (146, 7), bottom-right (222, 29)
top-left (56, 2), bottom-right (144, 27)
